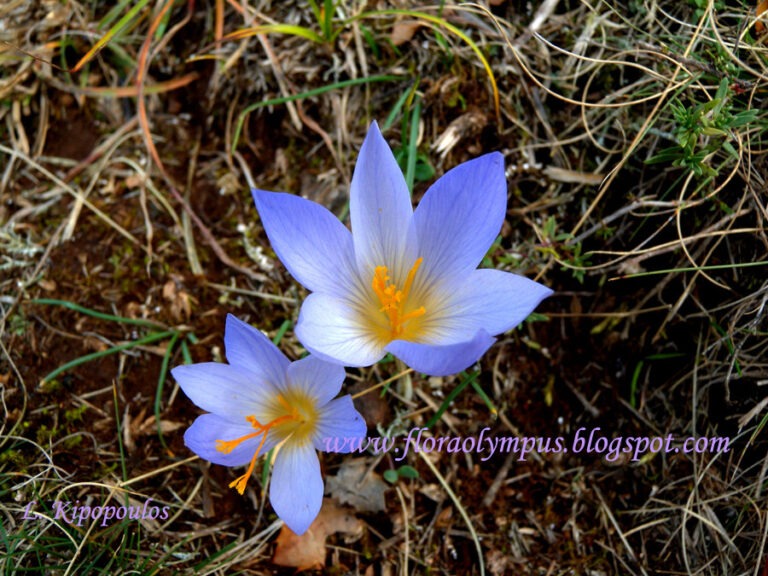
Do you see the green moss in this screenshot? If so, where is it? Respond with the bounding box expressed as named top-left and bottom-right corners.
top-left (0, 449), bottom-right (27, 468)
top-left (36, 424), bottom-right (58, 444)
top-left (64, 404), bottom-right (88, 424)
top-left (38, 379), bottom-right (63, 395)
top-left (63, 435), bottom-right (84, 450)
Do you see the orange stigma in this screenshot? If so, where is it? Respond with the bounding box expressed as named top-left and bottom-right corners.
top-left (216, 395), bottom-right (300, 495)
top-left (371, 257), bottom-right (426, 339)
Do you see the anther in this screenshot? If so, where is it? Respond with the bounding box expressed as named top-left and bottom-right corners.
top-left (371, 257), bottom-right (426, 338)
top-left (215, 399), bottom-right (300, 495)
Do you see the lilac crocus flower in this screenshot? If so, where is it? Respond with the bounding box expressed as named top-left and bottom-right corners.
top-left (252, 122), bottom-right (552, 377)
top-left (171, 314), bottom-right (366, 535)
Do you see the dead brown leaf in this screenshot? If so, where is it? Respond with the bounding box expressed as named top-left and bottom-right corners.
top-left (757, 0), bottom-right (768, 34)
top-left (125, 174), bottom-right (143, 189)
top-left (83, 335), bottom-right (109, 352)
top-left (432, 110), bottom-right (488, 159)
top-left (487, 548), bottom-right (514, 575)
top-left (38, 279), bottom-right (57, 292)
top-left (162, 278), bottom-right (192, 321)
top-left (272, 498), bottom-right (363, 570)
top-left (325, 458), bottom-right (388, 513)
top-left (390, 20), bottom-right (424, 46)
top-left (435, 506), bottom-right (453, 529)
top-left (136, 414), bottom-right (185, 437)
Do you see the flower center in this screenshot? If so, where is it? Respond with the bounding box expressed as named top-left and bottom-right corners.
top-left (371, 257), bottom-right (426, 339)
top-left (215, 393), bottom-right (313, 495)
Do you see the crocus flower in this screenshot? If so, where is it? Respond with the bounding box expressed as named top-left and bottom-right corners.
top-left (171, 314), bottom-right (366, 535)
top-left (252, 122), bottom-right (552, 377)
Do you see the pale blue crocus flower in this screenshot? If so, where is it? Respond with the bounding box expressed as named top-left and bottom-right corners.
top-left (252, 122), bottom-right (553, 377)
top-left (172, 314), bottom-right (366, 535)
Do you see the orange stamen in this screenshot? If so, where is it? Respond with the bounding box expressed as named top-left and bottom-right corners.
top-left (372, 257), bottom-right (426, 338)
top-left (216, 395), bottom-right (300, 495)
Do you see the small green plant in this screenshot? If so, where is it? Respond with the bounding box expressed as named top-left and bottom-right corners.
top-left (688, 0), bottom-right (726, 19)
top-left (537, 216), bottom-right (590, 283)
top-left (64, 404), bottom-right (88, 424)
top-left (646, 78), bottom-right (757, 176)
top-left (383, 465), bottom-right (419, 484)
top-left (307, 0), bottom-right (340, 43)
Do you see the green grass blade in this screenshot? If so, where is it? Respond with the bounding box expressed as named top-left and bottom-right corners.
top-left (180, 338), bottom-right (193, 364)
top-left (192, 539), bottom-right (241, 571)
top-left (323, 0), bottom-right (334, 40)
top-left (630, 360), bottom-right (643, 409)
top-left (232, 74), bottom-right (402, 152)
top-left (307, 0), bottom-right (322, 24)
top-left (405, 98), bottom-right (422, 194)
top-left (98, 0), bottom-right (141, 31)
top-left (470, 378), bottom-right (497, 417)
top-left (41, 329), bottom-right (177, 385)
top-left (261, 447), bottom-right (275, 489)
top-left (32, 299), bottom-right (166, 329)
top-left (272, 320), bottom-right (292, 346)
top-left (113, 384), bottom-right (128, 483)
top-left (73, 0), bottom-right (151, 73)
top-left (154, 331), bottom-right (180, 451)
top-left (224, 23), bottom-right (325, 45)
top-left (382, 82), bottom-right (416, 131)
top-left (425, 371), bottom-right (479, 429)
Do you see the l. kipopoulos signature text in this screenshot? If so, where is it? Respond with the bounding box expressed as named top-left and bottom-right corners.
top-left (322, 427), bottom-right (731, 463)
top-left (21, 497), bottom-right (169, 527)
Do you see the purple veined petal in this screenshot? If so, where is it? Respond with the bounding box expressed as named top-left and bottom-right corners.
top-left (172, 363), bottom-right (274, 419)
top-left (412, 152), bottom-right (507, 289)
top-left (435, 268), bottom-right (553, 337)
top-left (185, 413), bottom-right (278, 467)
top-left (252, 189), bottom-right (359, 298)
top-left (270, 442), bottom-right (323, 535)
top-left (350, 121), bottom-right (418, 279)
top-left (312, 396), bottom-right (367, 453)
top-left (286, 355), bottom-right (346, 407)
top-left (386, 329), bottom-right (496, 377)
top-left (295, 292), bottom-right (385, 368)
top-left (224, 315), bottom-right (290, 390)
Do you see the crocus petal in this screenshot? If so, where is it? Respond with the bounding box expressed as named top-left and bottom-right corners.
top-left (286, 355), bottom-right (346, 406)
top-left (185, 413), bottom-right (277, 467)
top-left (270, 442), bottom-right (323, 535)
top-left (350, 121), bottom-right (417, 278)
top-left (224, 314), bottom-right (290, 389)
top-left (172, 363), bottom-right (273, 419)
top-left (313, 396), bottom-right (367, 453)
top-left (386, 330), bottom-right (496, 376)
top-left (436, 269), bottom-right (554, 336)
top-left (253, 190), bottom-right (359, 298)
top-left (295, 292), bottom-right (385, 367)
top-left (412, 152), bottom-right (506, 286)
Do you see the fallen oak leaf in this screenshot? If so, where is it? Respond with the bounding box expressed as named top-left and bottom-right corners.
top-left (272, 498), bottom-right (362, 570)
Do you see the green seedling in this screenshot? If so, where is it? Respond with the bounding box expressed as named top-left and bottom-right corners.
top-left (383, 465), bottom-right (419, 484)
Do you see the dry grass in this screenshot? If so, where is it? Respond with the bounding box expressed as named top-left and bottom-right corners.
top-left (2, 0), bottom-right (767, 574)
